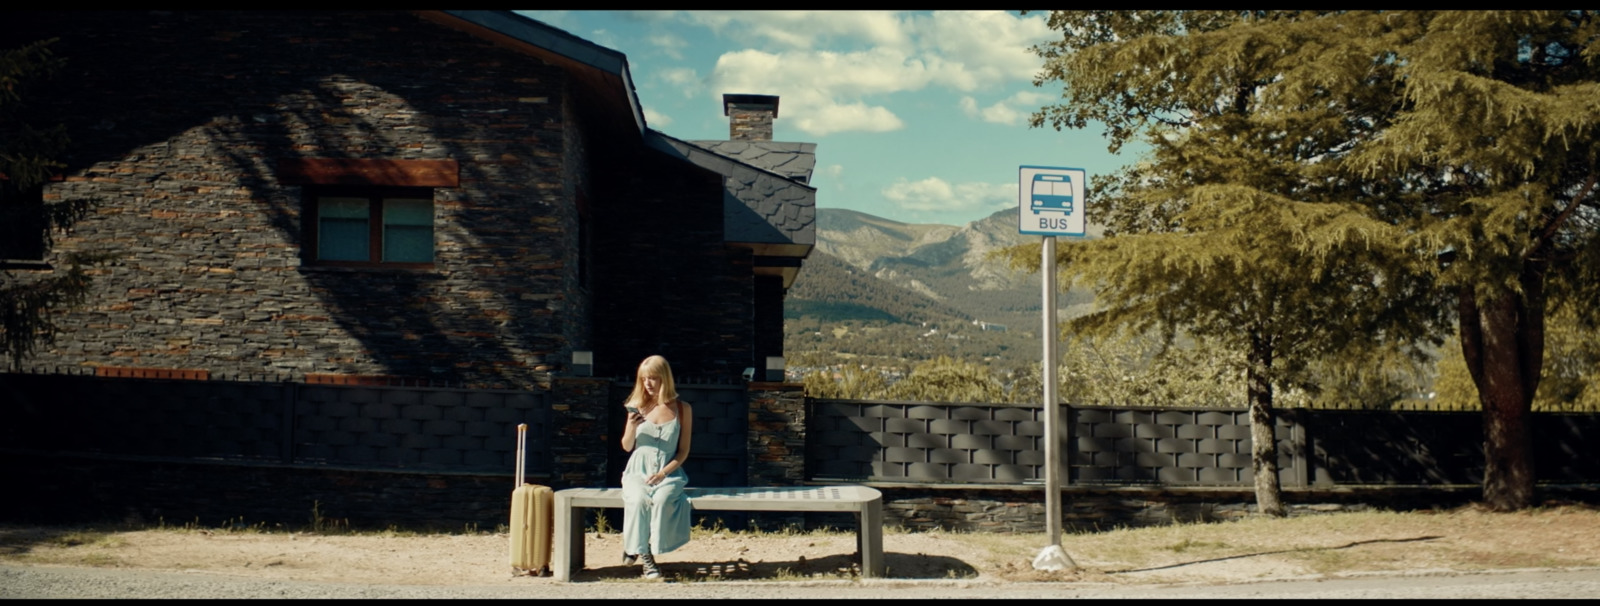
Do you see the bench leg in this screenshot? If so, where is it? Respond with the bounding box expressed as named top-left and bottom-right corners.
top-left (858, 498), bottom-right (884, 578)
top-left (553, 499), bottom-right (586, 582)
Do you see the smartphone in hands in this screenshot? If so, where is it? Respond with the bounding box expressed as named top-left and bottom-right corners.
top-left (625, 405), bottom-right (641, 416)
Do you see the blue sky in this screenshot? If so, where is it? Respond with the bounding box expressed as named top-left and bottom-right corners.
top-left (517, 10), bottom-right (1141, 228)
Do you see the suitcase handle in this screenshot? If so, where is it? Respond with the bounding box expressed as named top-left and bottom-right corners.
top-left (515, 423), bottom-right (527, 489)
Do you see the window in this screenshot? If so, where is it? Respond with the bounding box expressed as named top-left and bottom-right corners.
top-left (276, 158), bottom-right (458, 268)
top-left (307, 187), bottom-right (435, 266)
top-left (0, 178), bottom-right (48, 262)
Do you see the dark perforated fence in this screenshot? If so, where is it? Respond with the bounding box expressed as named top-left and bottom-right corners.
top-left (5, 372), bottom-right (1598, 530)
top-left (1, 371), bottom-right (551, 473)
top-left (807, 399), bottom-right (1600, 486)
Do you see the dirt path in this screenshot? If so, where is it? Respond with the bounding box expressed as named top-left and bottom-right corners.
top-left (3, 503), bottom-right (1599, 596)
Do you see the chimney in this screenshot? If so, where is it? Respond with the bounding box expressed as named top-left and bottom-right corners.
top-left (723, 93), bottom-right (779, 141)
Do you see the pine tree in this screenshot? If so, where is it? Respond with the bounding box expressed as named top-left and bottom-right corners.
top-left (1018, 11), bottom-right (1446, 515)
top-left (1024, 10), bottom-right (1600, 511)
top-left (1342, 11), bottom-right (1600, 510)
top-left (1, 38), bottom-right (108, 370)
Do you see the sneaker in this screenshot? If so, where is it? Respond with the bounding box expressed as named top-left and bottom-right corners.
top-left (640, 553), bottom-right (661, 579)
top-left (622, 552), bottom-right (637, 565)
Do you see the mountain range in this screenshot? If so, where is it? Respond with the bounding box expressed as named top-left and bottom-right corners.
top-left (787, 206), bottom-right (1094, 333)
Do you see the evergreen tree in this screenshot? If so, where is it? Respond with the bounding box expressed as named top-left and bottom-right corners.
top-left (1, 39), bottom-right (108, 370)
top-left (1018, 11), bottom-right (1445, 516)
top-left (1340, 11), bottom-right (1600, 510)
top-left (1024, 10), bottom-right (1600, 511)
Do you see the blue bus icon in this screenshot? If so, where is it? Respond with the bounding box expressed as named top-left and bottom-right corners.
top-left (1030, 173), bottom-right (1073, 214)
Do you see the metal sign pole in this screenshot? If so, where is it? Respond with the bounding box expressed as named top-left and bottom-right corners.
top-left (1042, 235), bottom-right (1061, 546)
top-left (1020, 165), bottom-right (1080, 570)
top-left (1031, 234), bottom-right (1076, 571)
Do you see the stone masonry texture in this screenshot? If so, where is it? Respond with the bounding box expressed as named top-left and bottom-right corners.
top-left (9, 10), bottom-right (774, 387)
top-left (11, 11), bottom-right (591, 389)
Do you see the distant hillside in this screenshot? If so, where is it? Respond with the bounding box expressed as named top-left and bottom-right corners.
top-left (785, 250), bottom-right (971, 325)
top-left (810, 206), bottom-right (1093, 331)
top-left (785, 207), bottom-right (1102, 371)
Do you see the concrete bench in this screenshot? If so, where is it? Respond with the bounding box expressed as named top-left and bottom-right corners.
top-left (552, 485), bottom-right (884, 582)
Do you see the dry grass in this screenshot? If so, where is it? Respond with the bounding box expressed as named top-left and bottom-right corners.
top-left (1, 502), bottom-right (1596, 586)
top-left (951, 502), bottom-right (1600, 584)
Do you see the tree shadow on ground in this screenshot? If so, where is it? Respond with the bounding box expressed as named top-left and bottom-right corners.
top-left (0, 524), bottom-right (141, 559)
top-left (1105, 535), bottom-right (1444, 574)
top-left (574, 551), bottom-right (977, 582)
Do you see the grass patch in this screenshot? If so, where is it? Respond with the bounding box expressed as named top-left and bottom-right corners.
top-left (770, 566), bottom-right (807, 581)
top-left (153, 516), bottom-right (283, 535)
top-left (1165, 537), bottom-right (1229, 553)
top-left (48, 531), bottom-right (126, 549)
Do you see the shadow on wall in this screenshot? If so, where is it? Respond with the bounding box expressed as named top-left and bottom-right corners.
top-left (13, 11), bottom-right (575, 386)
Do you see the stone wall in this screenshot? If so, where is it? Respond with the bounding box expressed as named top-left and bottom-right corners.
top-left (9, 11), bottom-right (586, 390)
top-left (550, 377), bottom-right (612, 485)
top-left (748, 383), bottom-right (807, 486)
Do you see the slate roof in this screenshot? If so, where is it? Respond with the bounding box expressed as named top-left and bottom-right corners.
top-left (687, 140), bottom-right (817, 185)
top-left (645, 132), bottom-right (816, 258)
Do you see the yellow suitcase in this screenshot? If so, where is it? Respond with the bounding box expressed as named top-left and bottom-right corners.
top-left (510, 423), bottom-right (553, 576)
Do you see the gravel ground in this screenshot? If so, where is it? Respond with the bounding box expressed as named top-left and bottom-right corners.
top-left (6, 563), bottom-right (1600, 599)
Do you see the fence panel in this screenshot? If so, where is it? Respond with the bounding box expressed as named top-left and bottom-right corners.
top-left (806, 399), bottom-right (1521, 487)
top-left (807, 399), bottom-right (1291, 486)
top-left (1303, 410), bottom-right (1483, 485)
top-left (1533, 414), bottom-right (1600, 482)
top-left (0, 372), bottom-right (551, 474)
top-left (677, 384), bottom-right (750, 488)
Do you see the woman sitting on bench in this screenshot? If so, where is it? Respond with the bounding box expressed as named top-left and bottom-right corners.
top-left (619, 354), bottom-right (695, 579)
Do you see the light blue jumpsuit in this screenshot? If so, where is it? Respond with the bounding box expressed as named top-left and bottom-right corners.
top-left (622, 415), bottom-right (691, 555)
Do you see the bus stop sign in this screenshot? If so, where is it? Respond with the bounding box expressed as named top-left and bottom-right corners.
top-left (1018, 165), bottom-right (1087, 237)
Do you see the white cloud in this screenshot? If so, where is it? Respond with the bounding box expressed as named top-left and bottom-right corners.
top-left (709, 48), bottom-right (916, 136)
top-left (642, 107), bottom-right (673, 127)
top-left (679, 10), bottom-right (910, 50)
top-left (882, 177), bottom-right (1014, 214)
top-left (657, 67), bottom-right (701, 98)
top-left (796, 102), bottom-right (903, 137)
top-left (915, 11), bottom-right (1054, 84)
top-left (648, 33), bottom-right (689, 60)
top-left (685, 11), bottom-right (1056, 137)
top-left (960, 90), bottom-right (1053, 125)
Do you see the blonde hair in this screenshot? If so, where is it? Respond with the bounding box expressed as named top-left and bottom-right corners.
top-left (624, 355), bottom-right (678, 409)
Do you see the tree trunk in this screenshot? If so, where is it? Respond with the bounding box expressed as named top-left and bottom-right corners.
top-left (1247, 334), bottom-right (1286, 517)
top-left (1457, 282), bottom-right (1542, 511)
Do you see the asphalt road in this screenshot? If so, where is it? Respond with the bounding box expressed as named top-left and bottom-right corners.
top-left (5, 563), bottom-right (1600, 599)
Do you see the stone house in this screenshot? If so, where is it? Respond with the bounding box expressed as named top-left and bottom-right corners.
top-left (0, 10), bottom-right (822, 527)
top-left (3, 10), bottom-right (816, 387)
